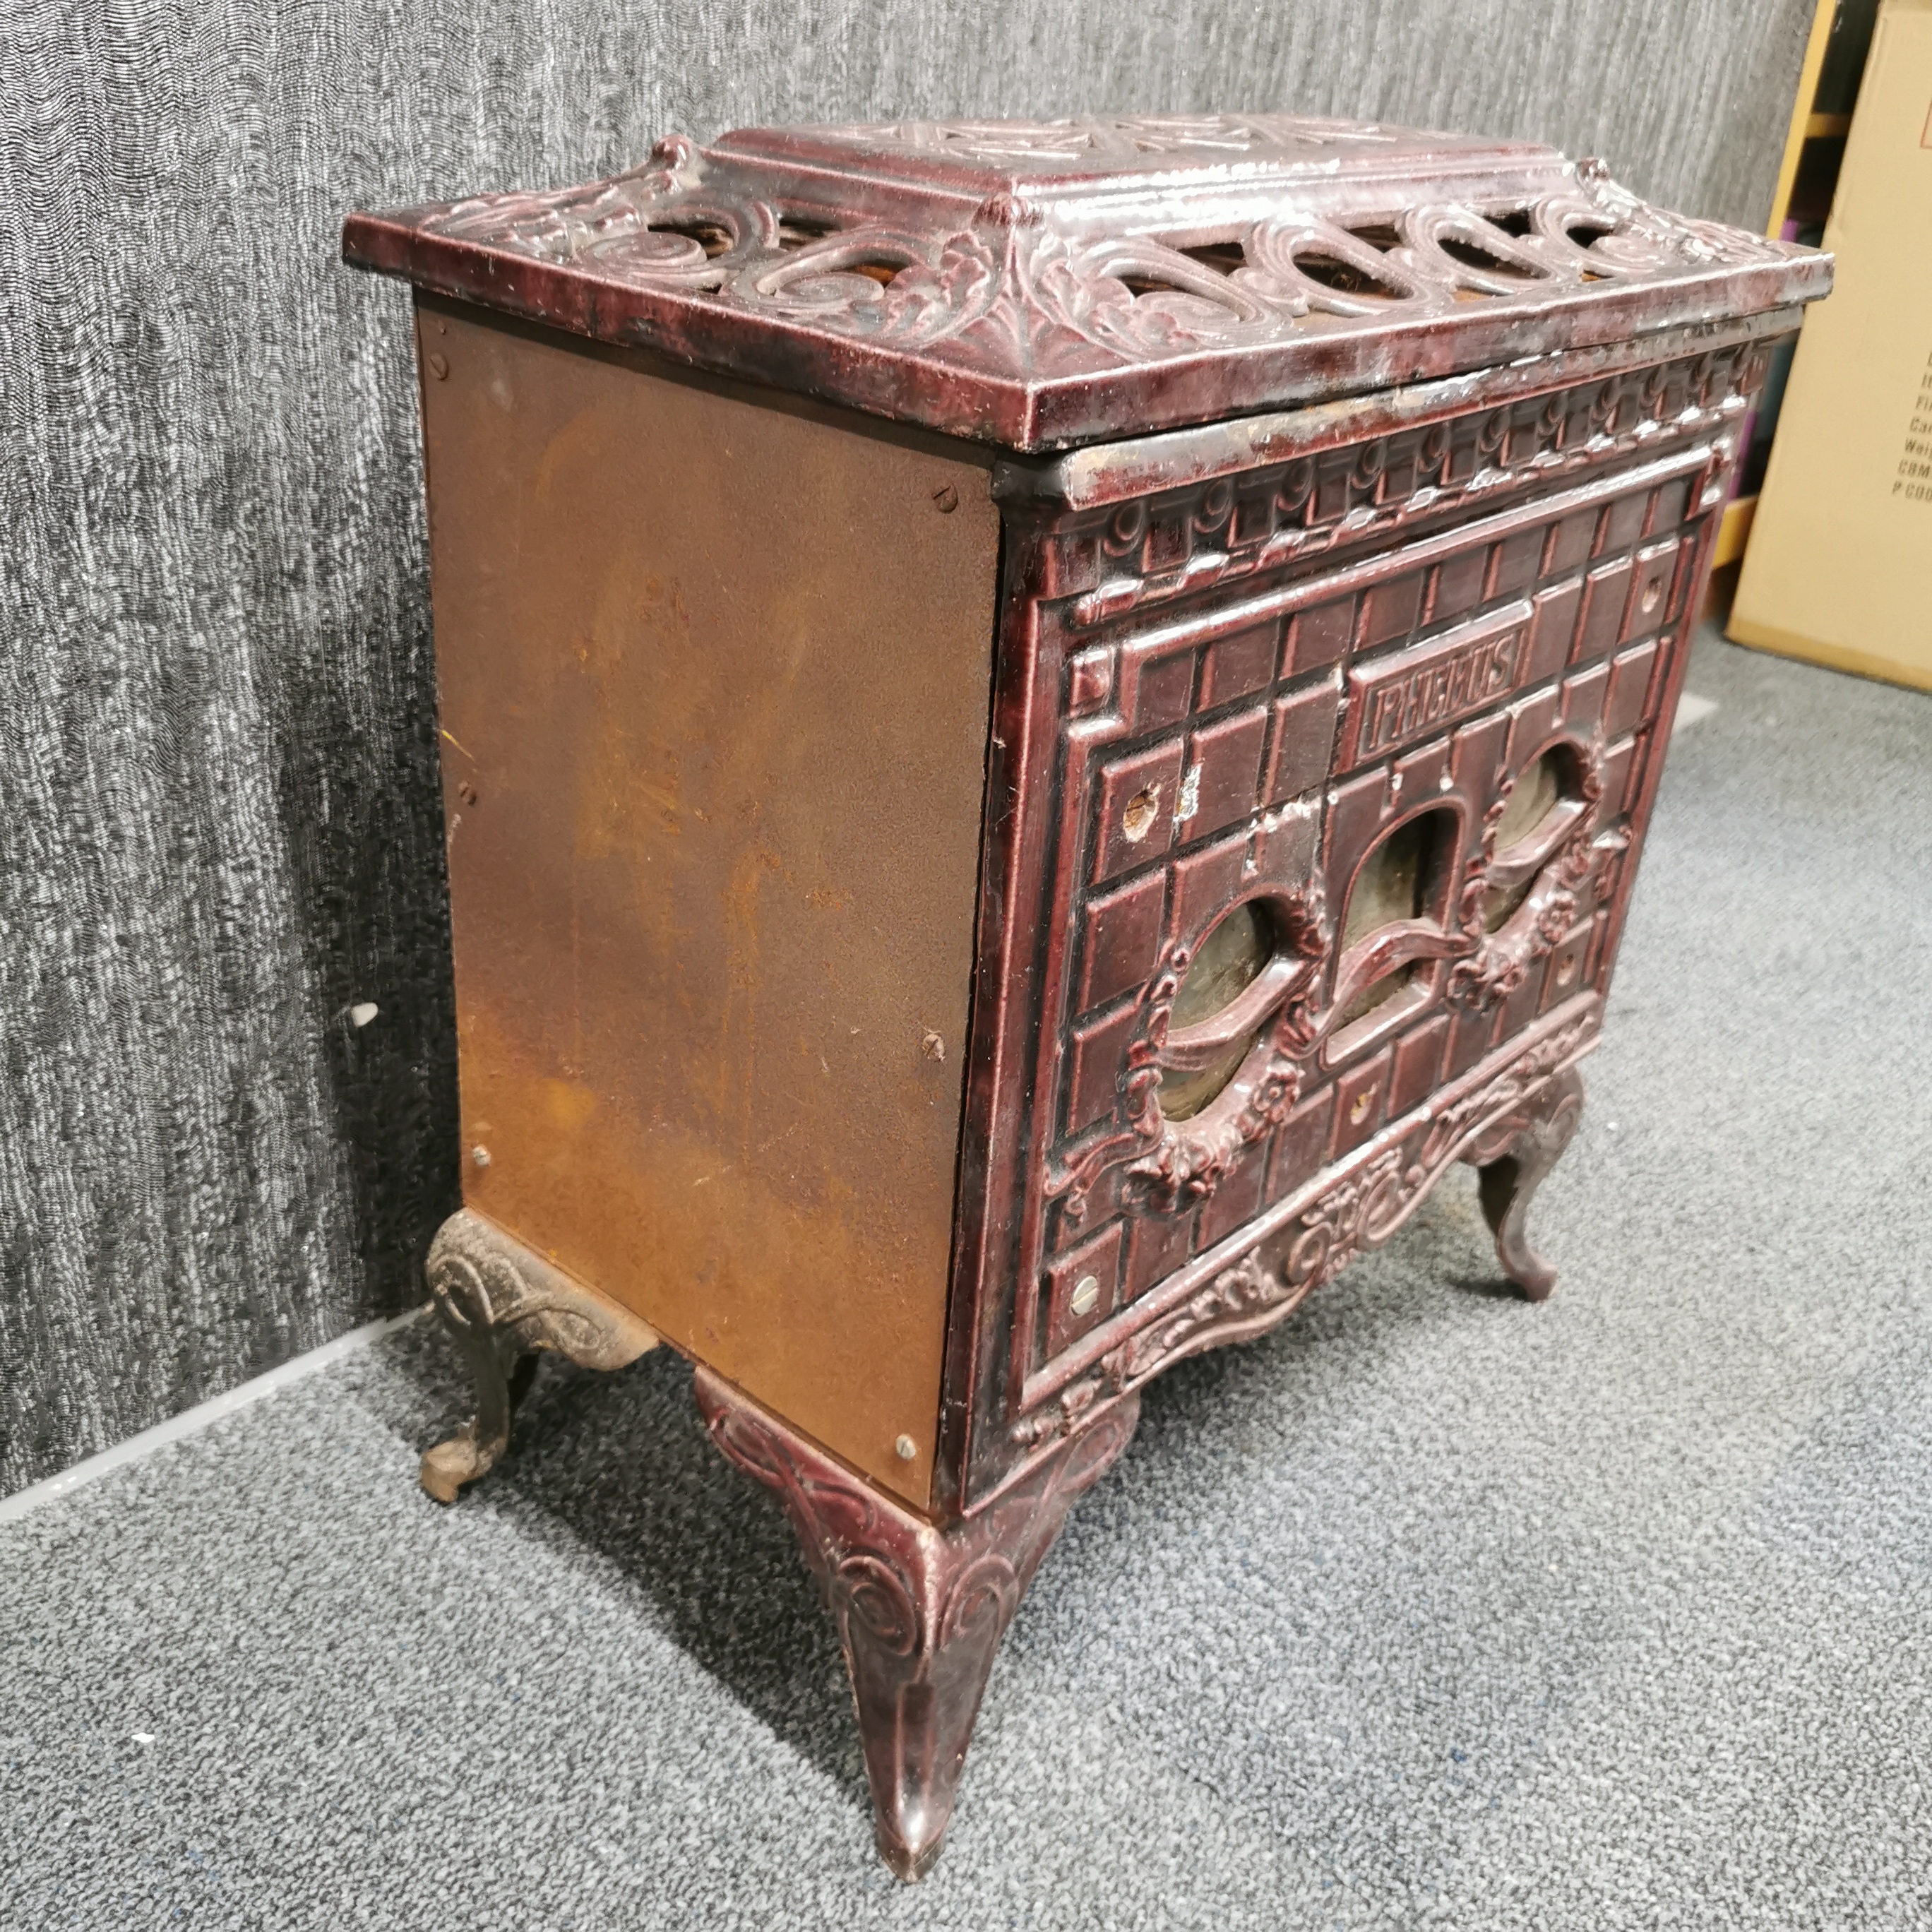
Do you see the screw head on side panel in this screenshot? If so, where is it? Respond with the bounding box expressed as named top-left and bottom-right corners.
top-left (895, 1435), bottom-right (917, 1461)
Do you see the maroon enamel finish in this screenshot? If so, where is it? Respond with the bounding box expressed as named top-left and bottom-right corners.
top-left (1473, 1063), bottom-right (1587, 1301)
top-left (943, 330), bottom-right (1769, 1505)
top-left (696, 1368), bottom-right (1139, 1880)
top-left (355, 112), bottom-right (1834, 1880)
top-left (343, 115), bottom-right (1825, 451)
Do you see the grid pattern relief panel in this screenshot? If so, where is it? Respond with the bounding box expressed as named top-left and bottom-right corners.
top-left (1030, 443), bottom-right (1706, 1381)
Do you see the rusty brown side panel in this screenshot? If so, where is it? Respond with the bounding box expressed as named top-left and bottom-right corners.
top-left (417, 296), bottom-right (1000, 1508)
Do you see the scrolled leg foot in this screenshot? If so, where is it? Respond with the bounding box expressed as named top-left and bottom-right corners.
top-left (419, 1332), bottom-right (537, 1504)
top-left (696, 1368), bottom-right (1139, 1880)
top-left (420, 1208), bottom-right (658, 1503)
top-left (1474, 1063), bottom-right (1585, 1301)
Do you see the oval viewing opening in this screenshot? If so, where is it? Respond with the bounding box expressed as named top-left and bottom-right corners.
top-left (1482, 749), bottom-right (1576, 930)
top-left (1160, 902), bottom-right (1276, 1121)
top-left (1339, 810), bottom-right (1453, 1025)
top-left (1493, 749), bottom-right (1566, 852)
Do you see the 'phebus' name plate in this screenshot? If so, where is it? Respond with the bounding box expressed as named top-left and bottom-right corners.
top-left (1340, 600), bottom-right (1534, 769)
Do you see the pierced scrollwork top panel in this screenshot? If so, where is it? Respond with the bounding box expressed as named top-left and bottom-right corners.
top-left (343, 114), bottom-right (1827, 450)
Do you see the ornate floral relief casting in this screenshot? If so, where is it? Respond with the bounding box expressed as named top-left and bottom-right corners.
top-left (1445, 732), bottom-right (1628, 1015)
top-left (1015, 1010), bottom-right (1594, 1445)
top-left (1047, 732), bottom-right (1621, 1234)
top-left (697, 1368), bottom-right (1140, 1878)
top-left (1046, 886), bottom-right (1330, 1224)
top-left (419, 1208), bottom-right (659, 1503)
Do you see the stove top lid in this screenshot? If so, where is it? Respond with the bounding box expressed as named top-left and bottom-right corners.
top-left (343, 113), bottom-right (1828, 453)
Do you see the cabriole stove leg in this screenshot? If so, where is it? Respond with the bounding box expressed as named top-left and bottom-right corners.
top-left (419, 1208), bottom-right (658, 1503)
top-left (696, 1368), bottom-right (1138, 1880)
top-left (1474, 1063), bottom-right (1586, 1301)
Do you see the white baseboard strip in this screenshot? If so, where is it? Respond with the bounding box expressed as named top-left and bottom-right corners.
top-left (0, 1304), bottom-right (430, 1525)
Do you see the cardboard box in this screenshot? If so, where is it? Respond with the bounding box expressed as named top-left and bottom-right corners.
top-left (1731, 0), bottom-right (1932, 691)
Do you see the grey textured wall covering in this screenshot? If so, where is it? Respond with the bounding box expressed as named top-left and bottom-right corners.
top-left (0, 0), bottom-right (1811, 1496)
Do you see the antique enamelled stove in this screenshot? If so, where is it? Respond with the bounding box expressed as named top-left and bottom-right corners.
top-left (344, 115), bottom-right (1828, 1878)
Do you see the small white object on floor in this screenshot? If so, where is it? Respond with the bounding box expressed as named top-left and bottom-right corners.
top-left (1674, 692), bottom-right (1718, 734)
top-left (131, 1732), bottom-right (154, 1745)
top-left (349, 1001), bottom-right (379, 1027)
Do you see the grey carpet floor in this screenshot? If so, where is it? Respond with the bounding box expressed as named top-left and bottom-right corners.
top-left (5, 628), bottom-right (1931, 1930)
